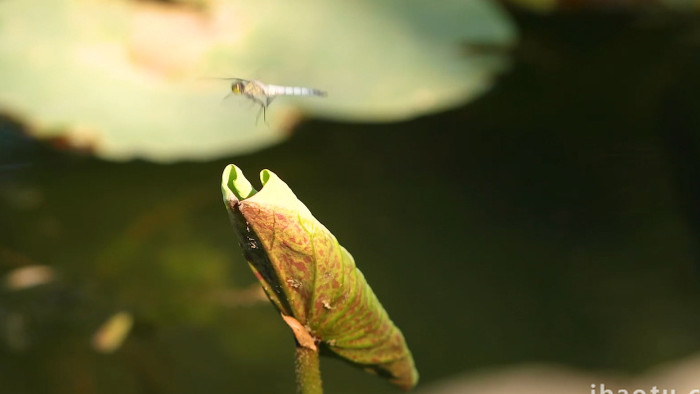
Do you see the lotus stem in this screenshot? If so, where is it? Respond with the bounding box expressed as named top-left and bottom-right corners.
top-left (295, 344), bottom-right (322, 394)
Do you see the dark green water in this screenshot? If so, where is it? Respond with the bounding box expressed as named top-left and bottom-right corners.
top-left (2, 10), bottom-right (700, 394)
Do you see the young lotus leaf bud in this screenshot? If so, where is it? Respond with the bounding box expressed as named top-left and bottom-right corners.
top-left (221, 164), bottom-right (418, 390)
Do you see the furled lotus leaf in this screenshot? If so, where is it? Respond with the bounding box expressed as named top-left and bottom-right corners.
top-left (221, 164), bottom-right (418, 390)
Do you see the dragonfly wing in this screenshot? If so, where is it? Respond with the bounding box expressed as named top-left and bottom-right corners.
top-left (205, 77), bottom-right (250, 82)
top-left (242, 92), bottom-right (267, 108)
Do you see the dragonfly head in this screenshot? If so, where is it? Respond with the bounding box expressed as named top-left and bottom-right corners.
top-left (231, 81), bottom-right (245, 95)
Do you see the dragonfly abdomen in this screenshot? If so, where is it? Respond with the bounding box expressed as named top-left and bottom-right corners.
top-left (266, 84), bottom-right (326, 97)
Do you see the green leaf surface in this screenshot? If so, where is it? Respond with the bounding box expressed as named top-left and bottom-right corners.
top-left (221, 164), bottom-right (419, 390)
top-left (0, 0), bottom-right (515, 161)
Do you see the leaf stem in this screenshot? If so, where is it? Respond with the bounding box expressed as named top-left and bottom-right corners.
top-left (295, 344), bottom-right (322, 394)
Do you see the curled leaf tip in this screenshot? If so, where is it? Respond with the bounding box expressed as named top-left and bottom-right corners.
top-left (221, 164), bottom-right (257, 204)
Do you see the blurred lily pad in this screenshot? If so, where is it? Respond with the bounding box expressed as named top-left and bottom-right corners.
top-left (0, 0), bottom-right (515, 161)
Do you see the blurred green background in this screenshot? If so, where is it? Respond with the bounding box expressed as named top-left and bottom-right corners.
top-left (2, 1), bottom-right (700, 393)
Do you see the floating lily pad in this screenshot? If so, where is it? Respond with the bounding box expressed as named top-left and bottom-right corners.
top-left (0, 0), bottom-right (515, 161)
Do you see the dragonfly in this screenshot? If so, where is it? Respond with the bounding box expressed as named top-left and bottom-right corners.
top-left (217, 78), bottom-right (327, 123)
